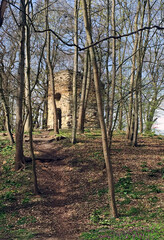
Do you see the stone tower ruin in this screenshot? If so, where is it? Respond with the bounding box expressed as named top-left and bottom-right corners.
top-left (47, 69), bottom-right (101, 130)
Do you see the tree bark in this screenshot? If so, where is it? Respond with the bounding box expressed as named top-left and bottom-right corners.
top-left (0, 73), bottom-right (14, 144)
top-left (118, 42), bottom-right (123, 131)
top-left (24, 0), bottom-right (39, 194)
top-left (126, 1), bottom-right (140, 141)
top-left (0, 0), bottom-right (7, 27)
top-left (82, 0), bottom-right (118, 218)
top-left (15, 0), bottom-right (26, 171)
top-left (45, 0), bottom-right (58, 134)
top-left (133, 0), bottom-right (147, 146)
top-left (72, 0), bottom-right (79, 144)
top-left (139, 0), bottom-right (151, 133)
top-left (77, 44), bottom-right (89, 133)
top-left (107, 0), bottom-right (116, 147)
top-left (105, 0), bottom-right (110, 127)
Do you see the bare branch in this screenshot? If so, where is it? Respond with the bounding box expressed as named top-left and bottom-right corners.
top-left (31, 24), bottom-right (164, 51)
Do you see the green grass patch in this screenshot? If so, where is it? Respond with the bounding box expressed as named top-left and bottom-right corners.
top-left (80, 224), bottom-right (164, 240)
top-left (0, 141), bottom-right (36, 239)
top-left (148, 185), bottom-right (162, 193)
top-left (115, 176), bottom-right (133, 196)
top-left (97, 188), bottom-right (108, 197)
top-left (84, 129), bottom-right (101, 139)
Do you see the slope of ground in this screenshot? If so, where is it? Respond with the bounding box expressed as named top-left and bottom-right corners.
top-left (0, 130), bottom-right (164, 239)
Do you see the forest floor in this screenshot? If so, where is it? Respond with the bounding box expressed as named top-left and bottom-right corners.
top-left (0, 129), bottom-right (164, 239)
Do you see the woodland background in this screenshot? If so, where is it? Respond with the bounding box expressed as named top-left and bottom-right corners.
top-left (0, 0), bottom-right (164, 238)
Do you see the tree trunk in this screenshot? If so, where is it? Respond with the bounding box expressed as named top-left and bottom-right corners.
top-left (0, 0), bottom-right (7, 27)
top-left (72, 0), bottom-right (79, 144)
top-left (45, 0), bottom-right (58, 134)
top-left (82, 0), bottom-right (118, 218)
top-left (24, 0), bottom-right (30, 133)
top-left (118, 39), bottom-right (125, 131)
top-left (42, 90), bottom-right (48, 129)
top-left (139, 0), bottom-right (151, 133)
top-left (77, 45), bottom-right (89, 133)
top-left (126, 1), bottom-right (140, 140)
top-left (25, 0), bottom-right (39, 194)
top-left (105, 0), bottom-right (110, 127)
top-left (107, 0), bottom-right (116, 147)
top-left (0, 74), bottom-right (14, 144)
top-left (15, 0), bottom-right (26, 171)
top-left (133, 0), bottom-right (148, 146)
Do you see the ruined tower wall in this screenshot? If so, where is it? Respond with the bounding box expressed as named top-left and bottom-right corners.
top-left (47, 69), bottom-right (100, 130)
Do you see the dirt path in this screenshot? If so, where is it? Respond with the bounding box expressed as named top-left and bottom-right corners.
top-left (31, 138), bottom-right (103, 240)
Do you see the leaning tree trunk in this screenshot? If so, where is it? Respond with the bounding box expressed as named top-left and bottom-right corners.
top-left (82, 0), bottom-right (118, 218)
top-left (15, 0), bottom-right (26, 170)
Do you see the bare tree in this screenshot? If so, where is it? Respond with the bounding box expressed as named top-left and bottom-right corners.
top-left (82, 0), bottom-right (118, 218)
top-left (15, 0), bottom-right (26, 170)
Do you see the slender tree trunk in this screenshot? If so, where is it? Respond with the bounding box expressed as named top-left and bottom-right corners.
top-left (108, 0), bottom-right (116, 147)
top-left (118, 39), bottom-right (124, 131)
top-left (117, 26), bottom-right (127, 131)
top-left (126, 1), bottom-right (140, 140)
top-left (72, 0), bottom-right (79, 144)
top-left (105, 0), bottom-right (110, 127)
top-left (0, 74), bottom-right (14, 144)
top-left (139, 0), bottom-right (151, 133)
top-left (84, 59), bottom-right (91, 112)
top-left (24, 0), bottom-right (30, 134)
top-left (133, 75), bottom-right (139, 146)
top-left (117, 11), bottom-right (127, 131)
top-left (45, 0), bottom-right (58, 134)
top-left (42, 90), bottom-right (48, 129)
top-left (0, 0), bottom-right (7, 27)
top-left (15, 0), bottom-right (26, 170)
top-left (77, 45), bottom-right (89, 133)
top-left (25, 0), bottom-right (39, 194)
top-left (82, 0), bottom-right (118, 218)
top-left (118, 54), bottom-right (123, 130)
top-left (79, 59), bottom-right (91, 131)
top-left (133, 0), bottom-right (148, 145)
top-left (33, 105), bottom-right (40, 129)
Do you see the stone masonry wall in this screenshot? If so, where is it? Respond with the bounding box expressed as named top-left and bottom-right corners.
top-left (47, 69), bottom-right (101, 129)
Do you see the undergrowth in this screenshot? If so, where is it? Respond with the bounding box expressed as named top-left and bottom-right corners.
top-left (0, 130), bottom-right (164, 240)
top-left (80, 136), bottom-right (164, 240)
top-left (0, 138), bottom-right (37, 239)
top-left (81, 167), bottom-right (164, 239)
